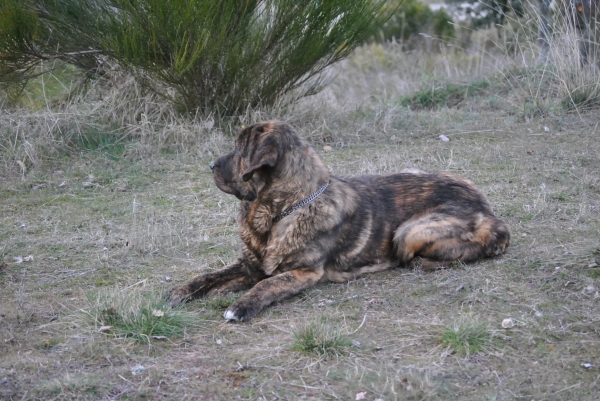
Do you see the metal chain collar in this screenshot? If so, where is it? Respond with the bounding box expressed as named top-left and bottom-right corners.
top-left (272, 181), bottom-right (330, 223)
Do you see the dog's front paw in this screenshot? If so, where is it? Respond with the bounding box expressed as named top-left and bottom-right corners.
top-left (166, 285), bottom-right (191, 308)
top-left (223, 302), bottom-right (260, 322)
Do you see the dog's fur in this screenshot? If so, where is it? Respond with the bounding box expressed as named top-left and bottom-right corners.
top-left (168, 121), bottom-right (510, 321)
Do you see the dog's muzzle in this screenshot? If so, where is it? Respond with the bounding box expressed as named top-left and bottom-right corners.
top-left (209, 161), bottom-right (215, 171)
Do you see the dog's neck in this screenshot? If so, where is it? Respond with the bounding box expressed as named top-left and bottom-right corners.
top-left (267, 145), bottom-right (330, 213)
top-left (241, 145), bottom-right (330, 235)
top-left (272, 181), bottom-right (330, 222)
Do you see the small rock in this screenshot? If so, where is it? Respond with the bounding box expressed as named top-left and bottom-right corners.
top-left (13, 255), bottom-right (33, 264)
top-left (544, 126), bottom-right (550, 132)
top-left (165, 276), bottom-right (172, 282)
top-left (535, 311), bottom-right (543, 318)
top-left (588, 262), bottom-right (598, 268)
top-left (323, 146), bottom-right (333, 152)
top-left (439, 134), bottom-right (450, 142)
top-left (131, 365), bottom-right (145, 375)
top-left (216, 339), bottom-right (222, 345)
top-left (502, 318), bottom-right (515, 329)
top-left (351, 340), bottom-right (361, 348)
top-left (582, 363), bottom-right (594, 369)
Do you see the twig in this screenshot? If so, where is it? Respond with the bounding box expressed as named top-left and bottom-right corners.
top-left (554, 382), bottom-right (582, 394)
top-left (120, 279), bottom-right (147, 291)
top-left (350, 314), bottom-right (367, 334)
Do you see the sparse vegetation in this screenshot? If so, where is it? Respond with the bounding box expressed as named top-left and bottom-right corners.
top-left (1, 0), bottom-right (600, 399)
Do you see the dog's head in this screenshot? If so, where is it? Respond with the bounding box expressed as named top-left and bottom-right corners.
top-left (209, 121), bottom-right (305, 201)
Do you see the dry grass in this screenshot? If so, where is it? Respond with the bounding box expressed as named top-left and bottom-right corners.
top-left (2, 8), bottom-right (600, 400)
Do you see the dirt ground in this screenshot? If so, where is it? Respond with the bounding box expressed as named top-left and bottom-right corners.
top-left (1, 101), bottom-right (599, 400)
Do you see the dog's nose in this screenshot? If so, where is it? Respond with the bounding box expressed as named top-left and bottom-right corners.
top-left (209, 161), bottom-right (215, 171)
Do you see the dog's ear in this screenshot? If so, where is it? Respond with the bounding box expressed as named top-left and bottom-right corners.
top-left (242, 125), bottom-right (279, 182)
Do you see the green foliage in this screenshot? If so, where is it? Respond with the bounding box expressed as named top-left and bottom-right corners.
top-left (0, 0), bottom-right (396, 114)
top-left (440, 320), bottom-right (490, 356)
top-left (291, 320), bottom-right (352, 357)
top-left (72, 127), bottom-right (126, 160)
top-left (399, 78), bottom-right (490, 110)
top-left (372, 0), bottom-right (454, 46)
top-left (82, 287), bottom-right (201, 344)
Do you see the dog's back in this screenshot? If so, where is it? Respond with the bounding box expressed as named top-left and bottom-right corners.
top-left (318, 171), bottom-right (510, 277)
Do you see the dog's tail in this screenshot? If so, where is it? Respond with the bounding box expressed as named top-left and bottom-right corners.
top-left (478, 215), bottom-right (510, 259)
top-left (394, 212), bottom-right (510, 266)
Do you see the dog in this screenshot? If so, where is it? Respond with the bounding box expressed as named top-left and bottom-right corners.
top-left (168, 121), bottom-right (510, 322)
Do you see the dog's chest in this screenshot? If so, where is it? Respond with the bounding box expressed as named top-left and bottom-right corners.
top-left (238, 202), bottom-right (272, 262)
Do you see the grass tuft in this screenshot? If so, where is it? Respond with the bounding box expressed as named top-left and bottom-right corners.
top-left (80, 286), bottom-right (201, 344)
top-left (440, 319), bottom-right (490, 357)
top-left (71, 127), bottom-right (127, 160)
top-left (291, 320), bottom-right (353, 357)
top-left (399, 79), bottom-right (490, 110)
top-left (561, 81), bottom-right (600, 111)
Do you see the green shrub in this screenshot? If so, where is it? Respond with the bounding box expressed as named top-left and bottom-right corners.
top-left (372, 0), bottom-right (455, 47)
top-left (0, 0), bottom-right (395, 115)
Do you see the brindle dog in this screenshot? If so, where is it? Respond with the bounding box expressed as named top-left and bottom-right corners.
top-left (168, 121), bottom-right (510, 322)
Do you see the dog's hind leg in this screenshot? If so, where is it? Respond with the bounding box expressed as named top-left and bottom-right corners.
top-left (223, 266), bottom-right (324, 322)
top-left (167, 260), bottom-right (265, 307)
top-left (393, 212), bottom-right (510, 270)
